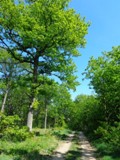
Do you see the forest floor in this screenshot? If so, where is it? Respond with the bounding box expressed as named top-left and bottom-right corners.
top-left (52, 131), bottom-right (96, 160)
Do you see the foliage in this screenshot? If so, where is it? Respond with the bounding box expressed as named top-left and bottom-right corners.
top-left (68, 94), bottom-right (100, 133)
top-left (0, 0), bottom-right (89, 130)
top-left (102, 156), bottom-right (120, 160)
top-left (85, 46), bottom-right (120, 124)
top-left (0, 113), bottom-right (31, 141)
top-left (52, 127), bottom-right (71, 139)
top-left (0, 0), bottom-right (89, 88)
top-left (82, 46), bottom-right (120, 159)
top-left (48, 84), bottom-right (74, 127)
top-left (0, 1), bottom-right (119, 159)
top-left (95, 120), bottom-right (120, 154)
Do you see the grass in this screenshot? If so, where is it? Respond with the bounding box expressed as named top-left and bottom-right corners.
top-left (0, 129), bottom-right (59, 160)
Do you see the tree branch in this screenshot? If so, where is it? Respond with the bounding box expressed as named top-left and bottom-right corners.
top-left (0, 37), bottom-right (33, 64)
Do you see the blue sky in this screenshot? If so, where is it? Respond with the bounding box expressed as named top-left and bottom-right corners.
top-left (69, 0), bottom-right (120, 99)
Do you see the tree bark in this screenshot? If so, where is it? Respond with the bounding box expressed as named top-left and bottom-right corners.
top-left (27, 98), bottom-right (35, 132)
top-left (1, 89), bottom-right (9, 113)
top-left (27, 56), bottom-right (38, 131)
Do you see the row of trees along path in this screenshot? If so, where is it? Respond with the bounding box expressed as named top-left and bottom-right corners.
top-left (52, 132), bottom-right (96, 160)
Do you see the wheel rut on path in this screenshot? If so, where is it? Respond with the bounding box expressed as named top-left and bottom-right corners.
top-left (52, 131), bottom-right (96, 160)
top-left (79, 131), bottom-right (96, 160)
top-left (52, 133), bottom-right (74, 160)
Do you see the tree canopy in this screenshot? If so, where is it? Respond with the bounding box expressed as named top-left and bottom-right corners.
top-left (0, 0), bottom-right (88, 81)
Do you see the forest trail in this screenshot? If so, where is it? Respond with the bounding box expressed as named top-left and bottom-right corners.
top-left (52, 133), bottom-right (74, 160)
top-left (52, 131), bottom-right (96, 160)
top-left (79, 131), bottom-right (96, 160)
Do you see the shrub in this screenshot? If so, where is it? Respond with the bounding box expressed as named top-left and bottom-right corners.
top-left (95, 121), bottom-right (120, 154)
top-left (52, 127), bottom-right (71, 139)
top-left (95, 142), bottom-right (110, 155)
top-left (0, 113), bottom-right (32, 141)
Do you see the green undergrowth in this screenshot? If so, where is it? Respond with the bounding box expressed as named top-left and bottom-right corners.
top-left (0, 128), bottom-right (74, 160)
top-left (0, 128), bottom-right (60, 160)
top-left (93, 141), bottom-right (120, 160)
top-left (84, 124), bottom-right (120, 160)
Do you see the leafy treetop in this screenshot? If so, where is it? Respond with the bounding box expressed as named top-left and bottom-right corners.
top-left (0, 0), bottom-right (89, 88)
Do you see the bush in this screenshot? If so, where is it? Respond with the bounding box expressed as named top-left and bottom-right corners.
top-left (3, 127), bottom-right (32, 141)
top-left (95, 121), bottom-right (120, 154)
top-left (0, 113), bottom-right (32, 141)
top-left (52, 127), bottom-right (71, 139)
top-left (95, 142), bottom-right (110, 155)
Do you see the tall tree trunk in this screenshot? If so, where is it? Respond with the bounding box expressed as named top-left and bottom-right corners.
top-left (27, 98), bottom-right (35, 132)
top-left (44, 97), bottom-right (48, 129)
top-left (1, 89), bottom-right (9, 113)
top-left (27, 56), bottom-right (38, 131)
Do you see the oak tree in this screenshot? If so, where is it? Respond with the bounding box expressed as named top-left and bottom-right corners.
top-left (0, 0), bottom-right (89, 131)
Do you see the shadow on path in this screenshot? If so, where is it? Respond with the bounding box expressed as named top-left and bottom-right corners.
top-left (79, 131), bottom-right (96, 160)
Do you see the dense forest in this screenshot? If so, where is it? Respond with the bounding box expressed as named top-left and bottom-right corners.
top-left (0, 0), bottom-right (120, 160)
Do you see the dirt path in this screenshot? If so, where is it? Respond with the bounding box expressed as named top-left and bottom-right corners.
top-left (52, 131), bottom-right (96, 160)
top-left (52, 133), bottom-right (74, 160)
top-left (79, 131), bottom-right (96, 160)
